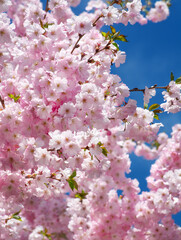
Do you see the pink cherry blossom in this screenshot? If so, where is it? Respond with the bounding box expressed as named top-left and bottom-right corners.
top-left (0, 0), bottom-right (179, 239)
top-left (147, 1), bottom-right (169, 23)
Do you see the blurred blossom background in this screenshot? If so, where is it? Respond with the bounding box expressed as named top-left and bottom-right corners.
top-left (41, 0), bottom-right (181, 225)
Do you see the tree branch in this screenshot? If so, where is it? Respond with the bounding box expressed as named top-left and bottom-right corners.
top-left (129, 84), bottom-right (168, 93)
top-left (43, 0), bottom-right (49, 19)
top-left (71, 34), bottom-right (83, 54)
top-left (92, 14), bottom-right (104, 27)
top-left (87, 40), bottom-right (111, 63)
top-left (0, 95), bottom-right (5, 109)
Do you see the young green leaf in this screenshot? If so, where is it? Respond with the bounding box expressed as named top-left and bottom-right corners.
top-left (66, 171), bottom-right (78, 191)
top-left (112, 31), bottom-right (120, 40)
top-left (114, 35), bottom-right (128, 42)
top-left (154, 114), bottom-right (159, 120)
top-left (5, 210), bottom-right (22, 223)
top-left (39, 228), bottom-right (52, 240)
top-left (97, 141), bottom-right (103, 147)
top-left (105, 31), bottom-right (111, 39)
top-left (110, 26), bottom-right (116, 34)
top-left (104, 89), bottom-right (110, 97)
top-left (170, 72), bottom-right (174, 81)
top-left (67, 179), bottom-right (78, 191)
top-left (144, 104), bottom-right (148, 109)
top-left (101, 147), bottom-right (108, 157)
top-left (8, 94), bottom-right (20, 102)
top-left (12, 215), bottom-right (22, 221)
top-left (112, 42), bottom-right (119, 50)
top-left (11, 210), bottom-right (22, 222)
top-left (101, 32), bottom-right (107, 37)
top-left (152, 140), bottom-right (160, 150)
top-left (149, 103), bottom-right (160, 111)
top-left (175, 76), bottom-right (181, 84)
top-left (70, 170), bottom-right (76, 179)
top-left (75, 190), bottom-right (88, 201)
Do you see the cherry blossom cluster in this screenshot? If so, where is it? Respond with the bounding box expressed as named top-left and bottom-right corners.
top-left (0, 0), bottom-right (180, 239)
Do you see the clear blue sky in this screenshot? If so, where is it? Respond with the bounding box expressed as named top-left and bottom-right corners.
top-left (41, 0), bottom-right (181, 225)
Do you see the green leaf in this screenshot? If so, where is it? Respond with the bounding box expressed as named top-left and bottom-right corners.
top-left (11, 210), bottom-right (22, 222)
top-left (70, 170), bottom-right (76, 179)
top-left (105, 31), bottom-right (110, 39)
top-left (8, 94), bottom-right (20, 102)
top-left (66, 170), bottom-right (78, 191)
top-left (154, 114), bottom-right (159, 120)
top-left (101, 32), bottom-right (106, 37)
top-left (149, 103), bottom-right (160, 111)
top-left (73, 180), bottom-right (78, 191)
top-left (12, 215), bottom-right (22, 221)
top-left (44, 22), bottom-right (49, 28)
top-left (97, 141), bottom-right (103, 147)
top-left (152, 140), bottom-right (160, 150)
top-left (112, 42), bottom-right (119, 50)
top-left (44, 183), bottom-right (49, 188)
top-left (68, 179), bottom-right (74, 191)
top-left (104, 89), bottom-right (110, 97)
top-left (112, 31), bottom-right (120, 40)
top-left (43, 22), bottom-right (54, 29)
top-left (170, 72), bottom-right (174, 81)
top-left (114, 35), bottom-right (128, 42)
top-left (175, 76), bottom-right (181, 84)
top-left (110, 26), bottom-right (116, 34)
top-left (101, 147), bottom-right (108, 157)
top-left (144, 104), bottom-right (148, 109)
top-left (75, 190), bottom-right (88, 200)
top-left (40, 228), bottom-right (52, 240)
top-left (66, 179), bottom-right (78, 191)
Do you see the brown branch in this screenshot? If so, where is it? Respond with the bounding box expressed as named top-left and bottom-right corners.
top-left (110, 0), bottom-right (118, 6)
top-left (0, 95), bottom-right (5, 109)
top-left (92, 0), bottom-right (119, 27)
top-left (70, 0), bottom-right (121, 55)
top-left (71, 34), bottom-right (83, 54)
top-left (71, 9), bottom-right (107, 54)
top-left (87, 40), bottom-right (111, 63)
top-left (129, 84), bottom-right (168, 93)
top-left (47, 148), bottom-right (55, 151)
top-left (43, 0), bottom-right (50, 19)
top-left (92, 14), bottom-right (104, 27)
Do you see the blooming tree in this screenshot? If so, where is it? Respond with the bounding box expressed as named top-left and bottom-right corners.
top-left (0, 0), bottom-right (181, 239)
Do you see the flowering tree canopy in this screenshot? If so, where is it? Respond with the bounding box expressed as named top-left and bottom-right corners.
top-left (0, 0), bottom-right (181, 239)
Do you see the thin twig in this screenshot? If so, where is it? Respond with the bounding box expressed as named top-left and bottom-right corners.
top-left (92, 14), bottom-right (104, 27)
top-left (71, 34), bottom-right (83, 54)
top-left (43, 0), bottom-right (49, 19)
top-left (0, 95), bottom-right (5, 109)
top-left (71, 0), bottom-right (119, 54)
top-left (87, 40), bottom-right (111, 63)
top-left (129, 84), bottom-right (168, 93)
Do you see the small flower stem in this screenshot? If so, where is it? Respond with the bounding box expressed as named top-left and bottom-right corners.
top-left (71, 34), bottom-right (83, 54)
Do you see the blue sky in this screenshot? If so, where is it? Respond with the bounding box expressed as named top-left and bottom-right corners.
top-left (41, 0), bottom-right (181, 225)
